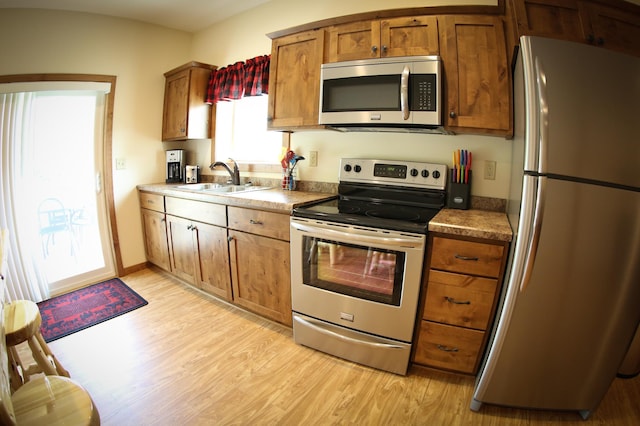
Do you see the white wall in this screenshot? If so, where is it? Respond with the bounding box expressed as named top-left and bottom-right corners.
top-left (190, 0), bottom-right (513, 199)
top-left (0, 9), bottom-right (192, 268)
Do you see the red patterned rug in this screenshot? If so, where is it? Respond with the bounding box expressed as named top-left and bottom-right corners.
top-left (38, 278), bottom-right (148, 342)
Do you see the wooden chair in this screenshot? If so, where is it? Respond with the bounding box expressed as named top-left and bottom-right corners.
top-left (1, 230), bottom-right (100, 425)
top-left (4, 300), bottom-right (70, 391)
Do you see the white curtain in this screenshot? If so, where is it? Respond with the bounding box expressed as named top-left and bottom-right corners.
top-left (0, 92), bottom-right (50, 301)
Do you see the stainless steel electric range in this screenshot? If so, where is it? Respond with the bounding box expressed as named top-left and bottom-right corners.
top-left (290, 158), bottom-right (447, 375)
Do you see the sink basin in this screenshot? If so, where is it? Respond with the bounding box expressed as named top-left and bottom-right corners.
top-left (177, 183), bottom-right (271, 194)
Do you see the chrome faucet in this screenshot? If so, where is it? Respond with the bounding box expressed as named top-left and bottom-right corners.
top-left (209, 158), bottom-right (241, 185)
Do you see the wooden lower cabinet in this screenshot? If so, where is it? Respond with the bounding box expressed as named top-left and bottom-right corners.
top-left (414, 234), bottom-right (508, 374)
top-left (139, 192), bottom-right (170, 272)
top-left (166, 215), bottom-right (232, 301)
top-left (414, 321), bottom-right (484, 374)
top-left (140, 208), bottom-right (171, 272)
top-left (228, 207), bottom-right (292, 326)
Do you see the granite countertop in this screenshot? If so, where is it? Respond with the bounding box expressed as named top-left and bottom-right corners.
top-left (429, 208), bottom-right (512, 242)
top-left (137, 183), bottom-right (336, 213)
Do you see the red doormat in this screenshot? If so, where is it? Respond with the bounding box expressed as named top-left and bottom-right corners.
top-left (37, 278), bottom-right (148, 342)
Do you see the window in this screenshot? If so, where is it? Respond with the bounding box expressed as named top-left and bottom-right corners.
top-left (214, 95), bottom-right (282, 164)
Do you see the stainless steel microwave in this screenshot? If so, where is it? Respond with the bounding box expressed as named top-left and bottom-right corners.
top-left (319, 56), bottom-right (442, 131)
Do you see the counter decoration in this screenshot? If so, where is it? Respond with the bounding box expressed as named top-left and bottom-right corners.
top-left (281, 149), bottom-right (305, 190)
top-left (448, 149), bottom-right (472, 209)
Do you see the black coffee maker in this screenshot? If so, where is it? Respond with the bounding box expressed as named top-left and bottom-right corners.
top-left (166, 149), bottom-right (184, 183)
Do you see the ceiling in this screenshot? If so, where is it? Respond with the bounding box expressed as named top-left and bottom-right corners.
top-left (0, 0), bottom-right (272, 33)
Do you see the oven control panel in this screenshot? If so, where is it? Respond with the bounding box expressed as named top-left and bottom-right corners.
top-left (340, 158), bottom-right (447, 190)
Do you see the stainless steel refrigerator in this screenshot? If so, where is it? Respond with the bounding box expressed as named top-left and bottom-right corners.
top-left (471, 36), bottom-right (640, 419)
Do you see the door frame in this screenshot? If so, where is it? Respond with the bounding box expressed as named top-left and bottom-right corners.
top-left (0, 73), bottom-right (124, 276)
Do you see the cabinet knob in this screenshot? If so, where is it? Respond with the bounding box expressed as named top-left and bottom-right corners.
top-left (371, 45), bottom-right (378, 54)
top-left (227, 235), bottom-right (234, 242)
top-left (597, 37), bottom-right (604, 46)
top-left (187, 224), bottom-right (193, 230)
top-left (381, 45), bottom-right (387, 53)
top-left (449, 111), bottom-right (456, 119)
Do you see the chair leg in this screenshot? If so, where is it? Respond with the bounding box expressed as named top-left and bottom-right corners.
top-left (34, 331), bottom-right (70, 377)
top-left (8, 346), bottom-right (26, 392)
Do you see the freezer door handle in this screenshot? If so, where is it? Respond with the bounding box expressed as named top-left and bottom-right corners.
top-left (535, 57), bottom-right (549, 174)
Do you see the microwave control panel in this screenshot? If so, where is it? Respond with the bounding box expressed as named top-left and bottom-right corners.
top-left (411, 75), bottom-right (437, 111)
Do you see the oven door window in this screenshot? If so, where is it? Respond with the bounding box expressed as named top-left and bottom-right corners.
top-left (302, 236), bottom-right (405, 306)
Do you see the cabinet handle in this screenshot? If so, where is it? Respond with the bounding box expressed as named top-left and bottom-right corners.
top-left (437, 344), bottom-right (459, 353)
top-left (454, 254), bottom-right (479, 261)
top-left (445, 296), bottom-right (471, 305)
top-left (249, 219), bottom-right (264, 225)
top-left (187, 224), bottom-right (193, 230)
top-left (371, 45), bottom-right (378, 54)
top-left (191, 225), bottom-right (197, 231)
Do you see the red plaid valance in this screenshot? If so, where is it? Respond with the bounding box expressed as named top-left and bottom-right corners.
top-left (206, 55), bottom-right (270, 104)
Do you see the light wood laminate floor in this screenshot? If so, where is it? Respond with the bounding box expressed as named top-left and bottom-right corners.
top-left (20, 267), bottom-right (640, 425)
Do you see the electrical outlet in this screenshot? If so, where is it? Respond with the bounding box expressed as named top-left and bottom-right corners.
top-left (484, 160), bottom-right (496, 180)
top-left (116, 158), bottom-right (126, 170)
top-left (309, 150), bottom-right (318, 167)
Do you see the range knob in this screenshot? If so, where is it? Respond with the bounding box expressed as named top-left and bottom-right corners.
top-left (344, 164), bottom-right (352, 172)
top-left (433, 170), bottom-right (441, 179)
top-left (421, 169), bottom-right (430, 178)
top-left (410, 168), bottom-right (419, 177)
top-left (354, 165), bottom-right (362, 173)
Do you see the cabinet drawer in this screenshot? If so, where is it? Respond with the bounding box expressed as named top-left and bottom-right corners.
top-left (165, 197), bottom-right (226, 227)
top-left (139, 192), bottom-right (164, 212)
top-left (430, 237), bottom-right (504, 277)
top-left (228, 206), bottom-right (290, 241)
top-left (414, 321), bottom-right (484, 374)
top-left (423, 270), bottom-right (497, 330)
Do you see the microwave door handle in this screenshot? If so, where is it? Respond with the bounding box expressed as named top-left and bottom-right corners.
top-left (401, 65), bottom-right (410, 121)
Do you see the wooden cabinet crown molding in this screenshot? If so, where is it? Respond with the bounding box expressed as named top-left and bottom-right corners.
top-left (266, 1), bottom-right (506, 40)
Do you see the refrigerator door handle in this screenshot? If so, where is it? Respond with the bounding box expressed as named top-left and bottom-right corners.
top-left (520, 176), bottom-right (546, 292)
top-left (534, 57), bottom-right (549, 174)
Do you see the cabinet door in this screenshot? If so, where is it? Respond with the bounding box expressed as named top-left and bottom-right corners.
top-left (268, 29), bottom-right (325, 130)
top-left (439, 15), bottom-right (511, 136)
top-left (194, 222), bottom-right (232, 301)
top-left (327, 21), bottom-right (380, 62)
top-left (167, 215), bottom-right (198, 283)
top-left (140, 209), bottom-right (171, 271)
top-left (585, 2), bottom-right (640, 57)
top-left (512, 0), bottom-right (590, 44)
top-left (381, 16), bottom-right (439, 57)
top-left (228, 230), bottom-right (292, 326)
top-left (162, 69), bottom-right (190, 140)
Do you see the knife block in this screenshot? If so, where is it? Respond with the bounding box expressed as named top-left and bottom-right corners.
top-left (447, 170), bottom-right (471, 210)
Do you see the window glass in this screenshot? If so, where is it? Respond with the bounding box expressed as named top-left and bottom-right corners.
top-left (214, 95), bottom-right (282, 164)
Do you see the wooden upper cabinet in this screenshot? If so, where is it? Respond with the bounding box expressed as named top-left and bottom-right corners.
top-left (439, 15), bottom-right (512, 136)
top-left (267, 29), bottom-right (325, 130)
top-left (326, 16), bottom-right (439, 62)
top-left (512, 0), bottom-right (590, 44)
top-left (162, 62), bottom-right (215, 141)
top-left (511, 0), bottom-right (640, 57)
top-left (584, 2), bottom-right (640, 57)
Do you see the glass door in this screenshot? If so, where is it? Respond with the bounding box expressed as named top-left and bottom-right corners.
top-left (23, 91), bottom-right (115, 294)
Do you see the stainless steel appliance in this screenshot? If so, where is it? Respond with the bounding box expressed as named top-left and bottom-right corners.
top-left (319, 56), bottom-right (444, 133)
top-left (290, 158), bottom-right (447, 375)
top-left (471, 36), bottom-right (640, 419)
top-left (185, 165), bottom-right (200, 183)
top-left (165, 149), bottom-right (184, 183)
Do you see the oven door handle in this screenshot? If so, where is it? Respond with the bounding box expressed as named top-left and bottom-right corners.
top-left (295, 315), bottom-right (405, 350)
top-left (291, 221), bottom-right (423, 248)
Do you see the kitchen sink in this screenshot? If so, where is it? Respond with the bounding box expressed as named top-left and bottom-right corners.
top-left (177, 183), bottom-right (271, 193)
